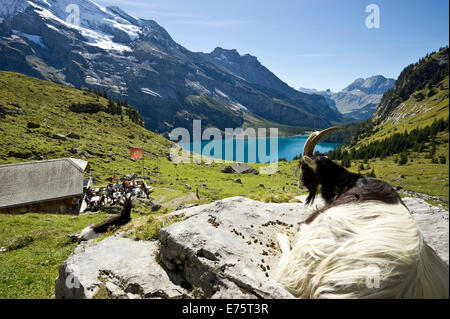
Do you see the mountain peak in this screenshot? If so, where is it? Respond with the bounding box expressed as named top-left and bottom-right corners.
top-left (211, 47), bottom-right (241, 59)
top-left (105, 5), bottom-right (139, 24)
top-left (0, 0), bottom-right (176, 51)
top-left (210, 47), bottom-right (258, 63)
top-left (343, 75), bottom-right (396, 95)
top-left (0, 0), bottom-right (342, 133)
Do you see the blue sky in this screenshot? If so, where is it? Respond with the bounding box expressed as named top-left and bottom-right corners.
top-left (96, 0), bottom-right (449, 92)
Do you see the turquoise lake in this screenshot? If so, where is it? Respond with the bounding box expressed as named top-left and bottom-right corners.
top-left (179, 135), bottom-right (340, 163)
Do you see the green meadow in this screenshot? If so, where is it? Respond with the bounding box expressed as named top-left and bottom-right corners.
top-left (0, 71), bottom-right (448, 298)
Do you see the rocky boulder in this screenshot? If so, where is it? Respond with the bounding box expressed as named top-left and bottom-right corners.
top-left (55, 196), bottom-right (449, 299)
top-left (402, 197), bottom-right (449, 264)
top-left (67, 133), bottom-right (81, 140)
top-left (52, 134), bottom-right (67, 141)
top-left (27, 122), bottom-right (40, 129)
top-left (221, 163), bottom-right (259, 175)
top-left (55, 236), bottom-right (192, 299)
top-left (7, 149), bottom-right (33, 159)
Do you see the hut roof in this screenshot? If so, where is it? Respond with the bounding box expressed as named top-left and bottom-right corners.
top-left (0, 158), bottom-right (89, 209)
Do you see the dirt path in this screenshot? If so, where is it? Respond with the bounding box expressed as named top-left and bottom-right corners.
top-left (161, 192), bottom-right (199, 210)
top-left (398, 189), bottom-right (449, 205)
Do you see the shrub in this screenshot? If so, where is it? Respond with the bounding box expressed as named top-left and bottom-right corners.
top-left (399, 153), bottom-right (408, 165)
top-left (439, 155), bottom-right (447, 164)
top-left (367, 169), bottom-right (376, 178)
top-left (358, 162), bottom-right (365, 171)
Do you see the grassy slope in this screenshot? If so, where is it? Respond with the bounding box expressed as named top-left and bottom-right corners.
top-left (0, 71), bottom-right (305, 298)
top-left (344, 76), bottom-right (449, 200)
top-left (359, 76), bottom-right (449, 145)
top-left (0, 70), bottom-right (447, 298)
top-left (345, 131), bottom-right (449, 202)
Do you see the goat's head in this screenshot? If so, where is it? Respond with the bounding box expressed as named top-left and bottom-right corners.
top-left (299, 126), bottom-right (345, 205)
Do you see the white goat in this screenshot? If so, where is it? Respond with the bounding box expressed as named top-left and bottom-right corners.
top-left (275, 127), bottom-right (449, 299)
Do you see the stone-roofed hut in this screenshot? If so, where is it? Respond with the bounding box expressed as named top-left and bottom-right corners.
top-left (0, 158), bottom-right (90, 214)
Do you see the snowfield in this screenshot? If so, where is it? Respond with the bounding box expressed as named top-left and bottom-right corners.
top-left (0, 0), bottom-right (164, 53)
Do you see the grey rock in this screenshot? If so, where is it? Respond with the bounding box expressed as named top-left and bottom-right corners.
top-left (52, 134), bottom-right (67, 141)
top-left (80, 152), bottom-right (91, 159)
top-left (56, 195), bottom-right (448, 299)
top-left (402, 197), bottom-right (449, 264)
top-left (55, 235), bottom-right (192, 299)
top-left (0, 105), bottom-right (24, 116)
top-left (176, 203), bottom-right (198, 211)
top-left (151, 205), bottom-right (162, 212)
top-left (160, 195), bottom-right (449, 298)
top-left (27, 122), bottom-right (40, 129)
top-left (221, 163), bottom-right (259, 175)
top-left (67, 133), bottom-right (81, 140)
top-left (399, 190), bottom-right (449, 205)
top-left (159, 197), bottom-right (311, 299)
top-left (8, 150), bottom-right (33, 159)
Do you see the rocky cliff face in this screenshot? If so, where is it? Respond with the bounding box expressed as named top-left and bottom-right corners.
top-left (201, 47), bottom-right (343, 124)
top-left (299, 75), bottom-right (396, 120)
top-left (0, 0), bottom-right (342, 134)
top-left (374, 47), bottom-right (449, 124)
top-left (55, 196), bottom-right (448, 299)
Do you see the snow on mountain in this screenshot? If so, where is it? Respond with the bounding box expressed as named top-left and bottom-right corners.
top-left (0, 0), bottom-right (30, 19)
top-left (1, 0), bottom-right (161, 52)
top-left (12, 29), bottom-right (47, 48)
top-left (0, 0), bottom-right (343, 133)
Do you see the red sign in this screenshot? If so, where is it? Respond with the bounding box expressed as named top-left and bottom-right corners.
top-left (130, 147), bottom-right (143, 159)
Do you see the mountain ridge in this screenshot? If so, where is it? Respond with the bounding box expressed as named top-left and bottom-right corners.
top-left (299, 75), bottom-right (396, 120)
top-left (0, 0), bottom-right (343, 135)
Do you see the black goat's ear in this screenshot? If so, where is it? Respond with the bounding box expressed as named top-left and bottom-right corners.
top-left (303, 156), bottom-right (317, 172)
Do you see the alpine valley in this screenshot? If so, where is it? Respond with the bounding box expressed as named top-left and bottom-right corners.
top-left (299, 75), bottom-right (396, 121)
top-left (0, 0), bottom-right (344, 135)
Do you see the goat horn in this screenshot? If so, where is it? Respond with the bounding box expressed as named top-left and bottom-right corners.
top-left (302, 126), bottom-right (345, 157)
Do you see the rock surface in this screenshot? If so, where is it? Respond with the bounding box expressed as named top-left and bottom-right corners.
top-left (402, 197), bottom-right (449, 264)
top-left (56, 196), bottom-right (449, 299)
top-left (55, 236), bottom-right (192, 299)
top-left (159, 197), bottom-right (318, 299)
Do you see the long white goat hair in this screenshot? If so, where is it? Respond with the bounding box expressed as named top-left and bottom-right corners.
top-left (274, 200), bottom-right (449, 298)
